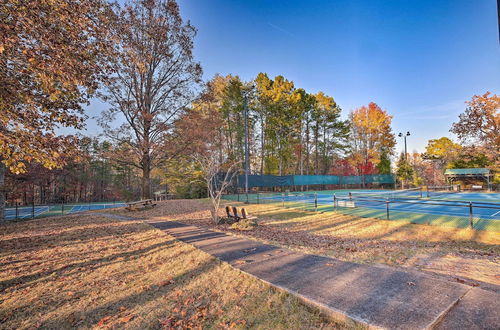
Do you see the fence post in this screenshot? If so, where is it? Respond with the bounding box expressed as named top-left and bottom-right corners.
top-left (386, 200), bottom-right (390, 220)
top-left (257, 192), bottom-right (260, 204)
top-left (246, 193), bottom-right (248, 204)
top-left (314, 193), bottom-right (318, 212)
top-left (15, 202), bottom-right (18, 219)
top-left (333, 194), bottom-right (336, 210)
top-left (469, 201), bottom-right (473, 229)
top-left (62, 200), bottom-right (65, 215)
top-left (32, 199), bottom-right (35, 219)
top-left (282, 193), bottom-right (285, 208)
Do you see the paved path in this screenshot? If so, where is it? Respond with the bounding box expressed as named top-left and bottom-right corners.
top-left (144, 219), bottom-right (498, 329)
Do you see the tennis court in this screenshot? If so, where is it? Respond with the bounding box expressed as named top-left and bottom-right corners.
top-left (224, 189), bottom-right (500, 231)
top-left (5, 206), bottom-right (50, 220)
top-left (5, 202), bottom-right (127, 220)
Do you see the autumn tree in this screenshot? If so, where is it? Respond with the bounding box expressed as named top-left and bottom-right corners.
top-left (448, 148), bottom-right (492, 169)
top-left (254, 74), bottom-right (302, 175)
top-left (310, 92), bottom-right (349, 175)
top-left (100, 0), bottom-right (202, 199)
top-left (253, 73), bottom-right (348, 176)
top-left (163, 71), bottom-right (350, 197)
top-left (424, 137), bottom-right (462, 162)
top-left (295, 90), bottom-right (316, 175)
top-left (395, 153), bottom-right (413, 189)
top-left (174, 91), bottom-right (239, 223)
top-left (408, 152), bottom-right (433, 187)
top-left (159, 84), bottom-right (226, 198)
top-left (348, 102), bottom-right (396, 185)
top-left (4, 137), bottom-right (144, 209)
top-left (196, 153), bottom-right (240, 224)
top-left (421, 137), bottom-right (461, 184)
top-left (451, 92), bottom-right (499, 162)
top-left (0, 0), bottom-right (114, 220)
top-left (376, 151), bottom-right (392, 174)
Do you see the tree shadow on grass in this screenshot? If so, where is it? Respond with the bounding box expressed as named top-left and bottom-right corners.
top-left (296, 217), bottom-right (376, 234)
top-left (0, 238), bottom-right (177, 292)
top-left (22, 257), bottom-right (220, 329)
top-left (0, 220), bottom-right (152, 255)
top-left (1, 233), bottom-right (167, 274)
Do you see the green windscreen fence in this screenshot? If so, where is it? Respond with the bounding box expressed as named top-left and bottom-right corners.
top-left (363, 174), bottom-right (395, 184)
top-left (294, 175), bottom-right (340, 185)
top-left (240, 175), bottom-right (294, 188)
top-left (340, 176), bottom-right (361, 185)
top-left (237, 174), bottom-right (395, 188)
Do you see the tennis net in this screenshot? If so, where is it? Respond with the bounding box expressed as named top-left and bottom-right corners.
top-left (349, 187), bottom-right (423, 200)
top-left (426, 185), bottom-right (459, 198)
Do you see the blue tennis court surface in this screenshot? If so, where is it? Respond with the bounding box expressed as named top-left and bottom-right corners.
top-left (5, 202), bottom-right (127, 220)
top-left (66, 203), bottom-right (127, 214)
top-left (331, 196), bottom-right (499, 220)
top-left (232, 189), bottom-right (500, 231)
top-left (5, 206), bottom-right (50, 220)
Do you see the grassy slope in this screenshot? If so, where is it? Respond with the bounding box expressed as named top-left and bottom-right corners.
top-left (123, 199), bottom-right (499, 290)
top-left (0, 215), bottom-right (343, 329)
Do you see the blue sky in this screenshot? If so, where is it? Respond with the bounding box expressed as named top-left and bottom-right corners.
top-left (85, 0), bottom-right (499, 153)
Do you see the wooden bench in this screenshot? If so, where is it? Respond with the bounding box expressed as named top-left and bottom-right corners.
top-left (471, 185), bottom-right (483, 191)
top-left (126, 199), bottom-right (157, 211)
top-left (225, 206), bottom-right (256, 222)
top-left (240, 208), bottom-right (256, 220)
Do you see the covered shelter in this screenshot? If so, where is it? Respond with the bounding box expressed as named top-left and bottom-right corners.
top-left (444, 168), bottom-right (493, 190)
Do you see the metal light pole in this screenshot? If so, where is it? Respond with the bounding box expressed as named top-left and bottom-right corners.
top-left (398, 131), bottom-right (410, 162)
top-left (398, 131), bottom-right (411, 189)
top-left (243, 92), bottom-right (250, 194)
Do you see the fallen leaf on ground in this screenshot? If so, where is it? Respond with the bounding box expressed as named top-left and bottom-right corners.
top-left (119, 314), bottom-right (134, 323)
top-left (97, 316), bottom-right (112, 326)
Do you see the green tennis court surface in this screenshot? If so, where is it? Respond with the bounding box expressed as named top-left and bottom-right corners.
top-left (5, 202), bottom-right (127, 220)
top-left (223, 190), bottom-right (500, 231)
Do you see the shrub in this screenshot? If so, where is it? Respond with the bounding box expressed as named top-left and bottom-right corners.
top-left (230, 219), bottom-right (257, 231)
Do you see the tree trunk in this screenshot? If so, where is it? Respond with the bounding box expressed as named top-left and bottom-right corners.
top-left (314, 126), bottom-right (319, 175)
top-left (141, 154), bottom-right (151, 200)
top-left (305, 121), bottom-right (310, 175)
top-left (210, 208), bottom-right (219, 224)
top-left (278, 140), bottom-right (283, 176)
top-left (0, 159), bottom-right (5, 221)
top-left (322, 126), bottom-right (327, 174)
top-left (260, 117), bottom-right (265, 175)
top-left (299, 132), bottom-right (303, 175)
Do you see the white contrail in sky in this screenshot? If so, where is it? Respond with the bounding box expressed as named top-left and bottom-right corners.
top-left (267, 22), bottom-right (296, 38)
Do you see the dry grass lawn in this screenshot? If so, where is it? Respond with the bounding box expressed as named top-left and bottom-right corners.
top-left (120, 199), bottom-right (500, 291)
top-left (0, 214), bottom-right (344, 329)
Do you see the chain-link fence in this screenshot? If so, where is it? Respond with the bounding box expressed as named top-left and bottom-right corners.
top-left (5, 201), bottom-right (126, 221)
top-left (222, 191), bottom-right (500, 231)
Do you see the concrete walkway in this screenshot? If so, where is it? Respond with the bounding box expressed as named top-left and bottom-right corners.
top-left (144, 219), bottom-right (498, 329)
